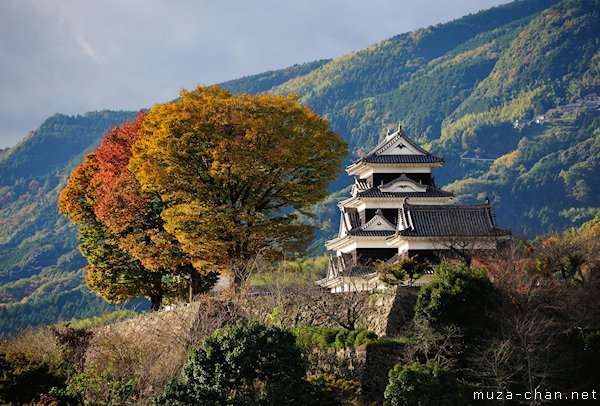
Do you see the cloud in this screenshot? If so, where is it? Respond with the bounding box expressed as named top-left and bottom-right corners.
top-left (0, 0), bottom-right (509, 148)
top-left (75, 34), bottom-right (99, 61)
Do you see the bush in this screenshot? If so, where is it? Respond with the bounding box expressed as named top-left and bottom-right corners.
top-left (155, 321), bottom-right (314, 405)
top-left (335, 329), bottom-right (350, 349)
top-left (384, 362), bottom-right (464, 406)
top-left (0, 327), bottom-right (73, 405)
top-left (414, 262), bottom-right (497, 331)
top-left (0, 351), bottom-right (67, 405)
top-left (365, 336), bottom-right (411, 352)
top-left (66, 369), bottom-right (136, 405)
top-left (378, 256), bottom-right (428, 285)
top-left (354, 329), bottom-right (378, 347)
top-left (307, 374), bottom-right (361, 405)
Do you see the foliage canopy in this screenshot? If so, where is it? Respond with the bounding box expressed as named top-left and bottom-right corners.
top-left (384, 361), bottom-right (463, 406)
top-left (155, 321), bottom-right (313, 405)
top-left (129, 86), bottom-right (346, 284)
top-left (414, 262), bottom-right (498, 331)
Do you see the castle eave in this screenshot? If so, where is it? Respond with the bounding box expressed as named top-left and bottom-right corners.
top-left (346, 160), bottom-right (443, 175)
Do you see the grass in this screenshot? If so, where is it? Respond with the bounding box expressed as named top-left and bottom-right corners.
top-left (55, 309), bottom-right (138, 330)
top-left (249, 256), bottom-right (328, 288)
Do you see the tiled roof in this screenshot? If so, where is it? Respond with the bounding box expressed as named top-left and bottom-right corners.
top-left (354, 178), bottom-right (371, 190)
top-left (363, 155), bottom-right (444, 164)
top-left (399, 203), bottom-right (511, 237)
top-left (357, 186), bottom-right (453, 199)
top-left (346, 208), bottom-right (361, 229)
top-left (347, 230), bottom-right (395, 237)
top-left (368, 129), bottom-right (430, 156)
top-left (346, 265), bottom-right (377, 277)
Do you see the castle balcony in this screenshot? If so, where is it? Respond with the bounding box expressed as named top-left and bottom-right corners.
top-left (316, 254), bottom-right (381, 292)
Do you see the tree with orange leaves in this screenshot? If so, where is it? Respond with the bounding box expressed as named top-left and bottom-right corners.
top-left (61, 86), bottom-right (344, 306)
top-left (59, 115), bottom-right (217, 310)
top-left (59, 153), bottom-right (168, 310)
top-left (92, 113), bottom-right (217, 301)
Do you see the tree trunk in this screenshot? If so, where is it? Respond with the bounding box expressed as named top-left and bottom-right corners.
top-left (232, 270), bottom-right (244, 293)
top-left (189, 268), bottom-right (202, 302)
top-left (465, 253), bottom-right (473, 268)
top-left (150, 292), bottom-right (163, 311)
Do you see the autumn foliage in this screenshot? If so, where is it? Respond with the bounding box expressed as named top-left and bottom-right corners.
top-left (59, 86), bottom-right (347, 308)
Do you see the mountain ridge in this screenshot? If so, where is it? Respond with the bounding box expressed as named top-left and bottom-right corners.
top-left (2, 0), bottom-right (599, 333)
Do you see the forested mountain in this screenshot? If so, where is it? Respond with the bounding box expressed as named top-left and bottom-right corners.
top-left (0, 112), bottom-right (140, 333)
top-left (2, 0), bottom-right (600, 332)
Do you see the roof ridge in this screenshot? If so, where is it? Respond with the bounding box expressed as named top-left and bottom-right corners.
top-left (356, 187), bottom-right (454, 198)
top-left (362, 155), bottom-right (444, 164)
top-left (366, 128), bottom-right (430, 157)
top-left (363, 133), bottom-right (399, 157)
top-left (404, 202), bottom-right (491, 209)
top-left (399, 131), bottom-right (430, 155)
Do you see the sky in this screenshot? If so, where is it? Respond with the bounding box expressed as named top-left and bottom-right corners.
top-left (0, 0), bottom-right (509, 149)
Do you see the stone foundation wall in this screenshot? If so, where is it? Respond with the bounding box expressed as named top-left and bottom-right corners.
top-left (305, 346), bottom-right (367, 381)
top-left (358, 286), bottom-right (418, 336)
top-left (241, 286), bottom-right (418, 337)
top-left (302, 341), bottom-right (406, 404)
top-left (86, 287), bottom-right (417, 403)
top-left (362, 341), bottom-right (405, 403)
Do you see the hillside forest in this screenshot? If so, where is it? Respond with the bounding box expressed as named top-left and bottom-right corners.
top-left (1, 0), bottom-right (600, 403)
top-left (1, 0), bottom-right (600, 336)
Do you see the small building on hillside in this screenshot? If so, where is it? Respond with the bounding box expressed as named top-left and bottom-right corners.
top-left (317, 127), bottom-right (510, 293)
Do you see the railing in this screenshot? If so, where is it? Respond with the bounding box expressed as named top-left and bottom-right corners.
top-left (327, 256), bottom-right (378, 278)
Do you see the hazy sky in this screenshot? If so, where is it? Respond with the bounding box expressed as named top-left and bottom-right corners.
top-left (0, 0), bottom-right (509, 148)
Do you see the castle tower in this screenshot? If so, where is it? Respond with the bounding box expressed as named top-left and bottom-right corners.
top-left (317, 127), bottom-right (510, 293)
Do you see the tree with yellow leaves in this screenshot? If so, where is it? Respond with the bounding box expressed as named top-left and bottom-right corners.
top-left (129, 86), bottom-right (346, 287)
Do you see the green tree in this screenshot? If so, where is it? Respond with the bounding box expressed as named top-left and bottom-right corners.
top-left (129, 86), bottom-right (347, 287)
top-left (79, 221), bottom-right (169, 311)
top-left (155, 321), bottom-right (313, 405)
top-left (384, 362), bottom-right (464, 406)
top-left (414, 262), bottom-right (497, 331)
top-left (378, 256), bottom-right (427, 286)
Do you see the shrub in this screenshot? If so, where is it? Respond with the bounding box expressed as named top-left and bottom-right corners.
top-left (354, 330), bottom-right (378, 347)
top-left (155, 321), bottom-right (314, 405)
top-left (66, 369), bottom-right (136, 405)
top-left (345, 329), bottom-right (361, 347)
top-left (414, 262), bottom-right (497, 331)
top-left (294, 327), bottom-right (343, 348)
top-left (384, 362), bottom-right (464, 406)
top-left (335, 329), bottom-right (350, 349)
top-left (378, 256), bottom-right (428, 285)
top-left (307, 374), bottom-right (361, 405)
top-left (0, 351), bottom-right (67, 405)
top-left (0, 327), bottom-right (72, 405)
top-left (366, 336), bottom-right (411, 351)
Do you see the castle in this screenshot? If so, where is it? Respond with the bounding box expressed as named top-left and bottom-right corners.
top-left (317, 127), bottom-right (510, 293)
